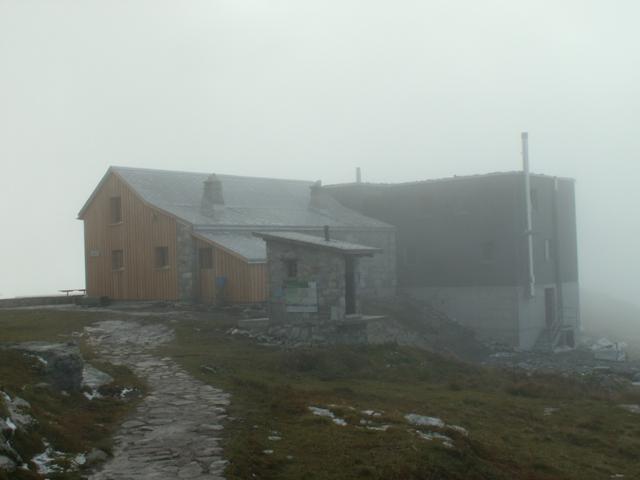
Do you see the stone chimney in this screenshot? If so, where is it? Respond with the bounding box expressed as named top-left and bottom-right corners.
top-left (309, 180), bottom-right (331, 210)
top-left (201, 173), bottom-right (224, 214)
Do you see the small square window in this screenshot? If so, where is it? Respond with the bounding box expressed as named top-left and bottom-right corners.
top-left (199, 247), bottom-right (213, 269)
top-left (155, 246), bottom-right (169, 268)
top-left (110, 196), bottom-right (122, 224)
top-left (284, 259), bottom-right (297, 278)
top-left (112, 249), bottom-right (124, 270)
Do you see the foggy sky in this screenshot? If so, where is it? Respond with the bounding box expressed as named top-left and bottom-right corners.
top-left (1, 1), bottom-right (638, 306)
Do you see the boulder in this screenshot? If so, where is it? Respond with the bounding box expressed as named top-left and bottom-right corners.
top-left (0, 420), bottom-right (11, 437)
top-left (12, 342), bottom-right (84, 391)
top-left (0, 435), bottom-right (22, 465)
top-left (0, 454), bottom-right (16, 473)
top-left (85, 448), bottom-right (109, 466)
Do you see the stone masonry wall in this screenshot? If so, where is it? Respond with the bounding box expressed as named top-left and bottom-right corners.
top-left (176, 222), bottom-right (197, 302)
top-left (267, 242), bottom-right (349, 324)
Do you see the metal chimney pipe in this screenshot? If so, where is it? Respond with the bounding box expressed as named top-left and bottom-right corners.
top-left (522, 132), bottom-right (536, 298)
top-left (356, 167), bottom-right (362, 183)
top-left (324, 225), bottom-right (330, 242)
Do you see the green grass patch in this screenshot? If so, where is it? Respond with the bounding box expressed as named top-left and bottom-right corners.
top-left (0, 309), bottom-right (144, 480)
top-left (159, 312), bottom-right (640, 480)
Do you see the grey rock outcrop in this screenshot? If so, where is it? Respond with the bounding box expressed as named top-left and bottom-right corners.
top-left (85, 448), bottom-right (109, 466)
top-left (12, 341), bottom-right (84, 391)
top-left (0, 454), bottom-right (17, 473)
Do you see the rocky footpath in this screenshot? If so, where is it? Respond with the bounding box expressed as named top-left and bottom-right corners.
top-left (85, 320), bottom-right (230, 480)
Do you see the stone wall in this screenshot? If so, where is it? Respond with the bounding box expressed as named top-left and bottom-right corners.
top-left (176, 222), bottom-right (197, 302)
top-left (267, 320), bottom-right (368, 346)
top-left (0, 296), bottom-right (83, 308)
top-left (267, 241), bottom-right (351, 324)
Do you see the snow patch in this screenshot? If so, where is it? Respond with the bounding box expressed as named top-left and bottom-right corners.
top-left (415, 430), bottom-right (454, 448)
top-left (32, 440), bottom-right (64, 475)
top-left (119, 387), bottom-right (134, 399)
top-left (5, 417), bottom-right (17, 432)
top-left (308, 406), bottom-right (347, 426)
top-left (83, 390), bottom-right (103, 401)
top-left (404, 414), bottom-right (445, 428)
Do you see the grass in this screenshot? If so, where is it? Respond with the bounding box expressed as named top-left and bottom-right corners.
top-left (158, 312), bottom-right (640, 480)
top-left (0, 309), bottom-right (144, 480)
top-left (2, 306), bottom-right (639, 479)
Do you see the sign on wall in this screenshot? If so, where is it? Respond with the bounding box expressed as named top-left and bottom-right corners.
top-left (285, 280), bottom-right (318, 313)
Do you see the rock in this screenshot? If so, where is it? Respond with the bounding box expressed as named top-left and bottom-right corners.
top-left (12, 342), bottom-right (84, 391)
top-left (0, 454), bottom-right (16, 472)
top-left (0, 437), bottom-right (22, 465)
top-left (0, 420), bottom-right (11, 437)
top-left (177, 461), bottom-right (202, 478)
top-left (85, 448), bottom-right (109, 466)
top-left (82, 364), bottom-right (114, 391)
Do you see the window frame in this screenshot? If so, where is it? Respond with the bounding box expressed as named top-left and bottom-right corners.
top-left (154, 246), bottom-right (170, 269)
top-left (284, 259), bottom-right (298, 278)
top-left (110, 196), bottom-right (123, 224)
top-left (111, 249), bottom-right (124, 271)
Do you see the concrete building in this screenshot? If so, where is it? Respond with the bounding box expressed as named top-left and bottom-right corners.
top-left (78, 167), bottom-right (396, 304)
top-left (325, 171), bottom-right (580, 350)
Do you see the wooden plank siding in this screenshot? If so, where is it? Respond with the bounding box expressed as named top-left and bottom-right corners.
top-left (82, 173), bottom-right (179, 300)
top-left (196, 238), bottom-right (268, 304)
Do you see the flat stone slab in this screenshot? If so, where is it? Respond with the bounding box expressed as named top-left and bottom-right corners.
top-left (85, 320), bottom-right (230, 480)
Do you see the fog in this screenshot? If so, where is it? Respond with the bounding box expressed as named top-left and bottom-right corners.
top-left (1, 1), bottom-right (638, 307)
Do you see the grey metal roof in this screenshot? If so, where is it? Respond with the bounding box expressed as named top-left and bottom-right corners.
top-left (254, 231), bottom-right (381, 256)
top-left (194, 231), bottom-right (267, 263)
top-left (93, 166), bottom-right (392, 229)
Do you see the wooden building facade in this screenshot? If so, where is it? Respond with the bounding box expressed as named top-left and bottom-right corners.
top-left (79, 171), bottom-right (268, 303)
top-left (78, 167), bottom-right (395, 304)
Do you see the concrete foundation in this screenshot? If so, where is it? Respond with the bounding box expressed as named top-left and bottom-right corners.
top-left (404, 281), bottom-right (580, 350)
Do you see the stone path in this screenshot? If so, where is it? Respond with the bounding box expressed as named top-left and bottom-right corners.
top-left (85, 320), bottom-right (229, 480)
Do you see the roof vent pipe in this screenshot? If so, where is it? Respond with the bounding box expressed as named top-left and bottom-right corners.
top-left (324, 225), bottom-right (330, 242)
top-left (522, 132), bottom-right (536, 298)
top-left (356, 167), bottom-right (362, 183)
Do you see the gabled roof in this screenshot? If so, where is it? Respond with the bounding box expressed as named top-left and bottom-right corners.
top-left (254, 231), bottom-right (381, 256)
top-left (194, 231), bottom-right (267, 263)
top-left (79, 166), bottom-right (392, 230)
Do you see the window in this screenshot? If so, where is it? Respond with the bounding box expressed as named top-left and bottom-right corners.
top-left (199, 247), bottom-right (213, 269)
top-left (111, 249), bottom-right (124, 270)
top-left (284, 259), bottom-right (298, 278)
top-left (110, 196), bottom-right (122, 224)
top-left (155, 246), bottom-right (169, 268)
top-left (481, 241), bottom-right (495, 262)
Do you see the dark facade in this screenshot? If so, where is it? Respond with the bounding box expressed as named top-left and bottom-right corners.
top-left (326, 172), bottom-right (580, 349)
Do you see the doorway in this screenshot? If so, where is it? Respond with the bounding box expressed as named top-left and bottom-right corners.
top-left (345, 257), bottom-right (356, 315)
